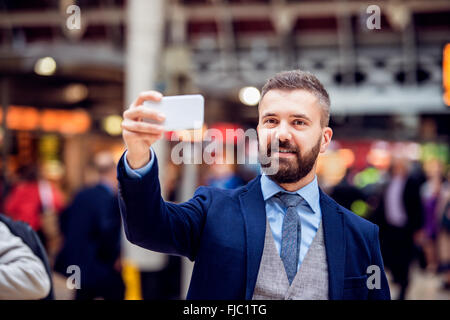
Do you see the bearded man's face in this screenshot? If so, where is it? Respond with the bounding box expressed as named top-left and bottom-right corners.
top-left (257, 89), bottom-right (332, 184)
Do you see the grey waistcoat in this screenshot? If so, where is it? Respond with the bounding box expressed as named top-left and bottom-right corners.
top-left (252, 219), bottom-right (329, 300)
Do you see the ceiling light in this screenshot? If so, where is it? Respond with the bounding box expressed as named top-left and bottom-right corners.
top-left (239, 86), bottom-right (260, 106)
top-left (34, 57), bottom-right (57, 76)
top-left (103, 115), bottom-right (123, 136)
top-left (63, 84), bottom-right (88, 103)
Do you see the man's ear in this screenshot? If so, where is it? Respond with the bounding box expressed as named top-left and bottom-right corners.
top-left (320, 127), bottom-right (333, 153)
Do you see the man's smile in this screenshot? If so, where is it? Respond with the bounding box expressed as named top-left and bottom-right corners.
top-left (274, 150), bottom-right (297, 158)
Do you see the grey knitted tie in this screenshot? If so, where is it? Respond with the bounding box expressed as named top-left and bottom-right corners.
top-left (277, 192), bottom-right (303, 285)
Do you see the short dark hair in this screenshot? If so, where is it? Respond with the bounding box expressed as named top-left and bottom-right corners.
top-left (260, 70), bottom-right (330, 127)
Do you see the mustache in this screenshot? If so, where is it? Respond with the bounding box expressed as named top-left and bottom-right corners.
top-left (265, 140), bottom-right (300, 156)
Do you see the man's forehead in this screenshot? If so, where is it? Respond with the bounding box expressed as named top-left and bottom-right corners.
top-left (258, 89), bottom-right (320, 115)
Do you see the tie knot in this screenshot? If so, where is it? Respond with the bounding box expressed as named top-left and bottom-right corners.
top-left (277, 192), bottom-right (303, 208)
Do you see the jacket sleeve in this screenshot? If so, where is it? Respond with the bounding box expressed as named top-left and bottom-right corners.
top-left (368, 224), bottom-right (391, 300)
top-left (117, 152), bottom-right (211, 261)
top-left (0, 222), bottom-right (51, 300)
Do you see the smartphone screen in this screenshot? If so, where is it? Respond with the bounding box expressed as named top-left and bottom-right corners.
top-left (143, 94), bottom-right (204, 131)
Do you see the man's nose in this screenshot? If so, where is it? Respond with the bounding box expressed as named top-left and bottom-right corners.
top-left (275, 122), bottom-right (292, 142)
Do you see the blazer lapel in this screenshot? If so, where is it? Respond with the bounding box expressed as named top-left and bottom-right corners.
top-left (239, 176), bottom-right (267, 300)
top-left (320, 188), bottom-right (345, 300)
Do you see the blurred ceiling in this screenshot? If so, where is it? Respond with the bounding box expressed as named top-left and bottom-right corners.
top-left (0, 0), bottom-right (449, 117)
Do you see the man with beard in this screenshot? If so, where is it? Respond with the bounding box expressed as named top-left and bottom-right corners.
top-left (117, 70), bottom-right (390, 300)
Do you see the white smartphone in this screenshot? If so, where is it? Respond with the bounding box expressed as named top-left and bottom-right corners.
top-left (143, 94), bottom-right (204, 131)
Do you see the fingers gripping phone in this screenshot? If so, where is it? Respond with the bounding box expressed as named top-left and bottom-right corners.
top-left (143, 94), bottom-right (204, 131)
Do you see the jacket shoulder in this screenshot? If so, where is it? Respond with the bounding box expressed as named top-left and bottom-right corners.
top-left (340, 204), bottom-right (377, 234)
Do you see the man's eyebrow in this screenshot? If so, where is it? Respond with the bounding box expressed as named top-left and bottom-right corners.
top-left (291, 114), bottom-right (312, 122)
top-left (262, 112), bottom-right (277, 118)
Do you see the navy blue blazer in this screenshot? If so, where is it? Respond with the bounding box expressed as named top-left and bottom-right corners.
top-left (117, 154), bottom-right (390, 300)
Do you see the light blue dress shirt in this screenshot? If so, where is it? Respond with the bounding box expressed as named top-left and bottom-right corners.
top-left (123, 148), bottom-right (322, 271)
top-left (260, 174), bottom-right (322, 271)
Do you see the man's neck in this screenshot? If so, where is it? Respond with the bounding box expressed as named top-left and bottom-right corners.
top-left (277, 170), bottom-right (316, 192)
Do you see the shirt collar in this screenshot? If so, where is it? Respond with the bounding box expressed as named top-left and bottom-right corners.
top-left (260, 174), bottom-right (321, 214)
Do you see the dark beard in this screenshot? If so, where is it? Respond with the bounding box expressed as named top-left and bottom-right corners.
top-left (258, 136), bottom-right (322, 184)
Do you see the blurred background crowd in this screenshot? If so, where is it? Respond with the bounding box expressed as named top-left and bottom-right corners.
top-left (0, 0), bottom-right (449, 300)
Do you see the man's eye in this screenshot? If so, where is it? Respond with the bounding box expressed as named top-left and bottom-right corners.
top-left (264, 119), bottom-right (277, 124)
top-left (293, 120), bottom-right (306, 126)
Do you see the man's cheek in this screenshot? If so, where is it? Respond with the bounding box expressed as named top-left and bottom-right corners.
top-left (262, 129), bottom-right (277, 144)
top-left (257, 130), bottom-right (269, 146)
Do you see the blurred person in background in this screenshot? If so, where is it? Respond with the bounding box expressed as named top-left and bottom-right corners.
top-left (330, 168), bottom-right (366, 212)
top-left (0, 160), bottom-right (4, 212)
top-left (206, 162), bottom-right (245, 190)
top-left (204, 145), bottom-right (246, 189)
top-left (3, 164), bottom-right (65, 263)
top-left (420, 159), bottom-right (446, 272)
top-left (54, 151), bottom-right (124, 300)
top-left (436, 169), bottom-right (450, 290)
top-left (0, 216), bottom-right (51, 300)
top-left (161, 161), bottom-right (182, 300)
top-left (165, 161), bottom-right (182, 203)
top-left (373, 155), bottom-right (424, 299)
